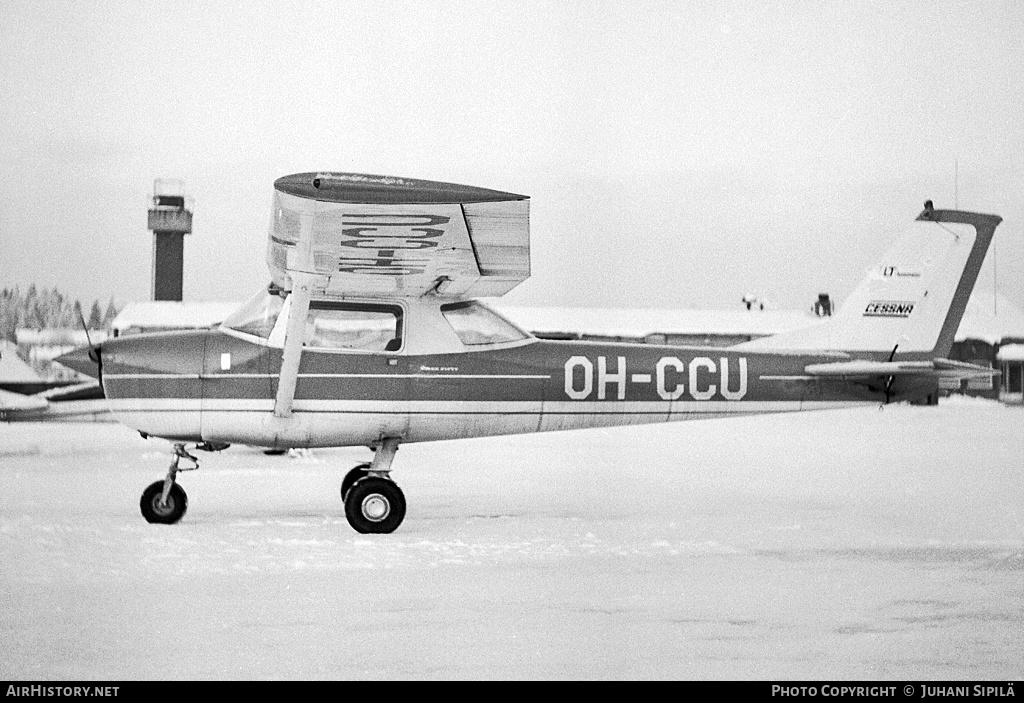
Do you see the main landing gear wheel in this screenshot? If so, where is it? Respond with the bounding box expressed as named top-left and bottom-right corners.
top-left (340, 462), bottom-right (372, 501)
top-left (344, 477), bottom-right (406, 534)
top-left (140, 481), bottom-right (188, 524)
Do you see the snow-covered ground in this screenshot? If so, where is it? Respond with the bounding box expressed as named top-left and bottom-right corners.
top-left (1, 399), bottom-right (1022, 680)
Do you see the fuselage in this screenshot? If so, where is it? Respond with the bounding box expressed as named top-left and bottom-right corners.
top-left (96, 325), bottom-right (885, 449)
top-left (75, 201), bottom-right (1003, 452)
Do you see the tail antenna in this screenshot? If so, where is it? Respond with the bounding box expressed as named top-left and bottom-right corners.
top-left (884, 344), bottom-right (899, 404)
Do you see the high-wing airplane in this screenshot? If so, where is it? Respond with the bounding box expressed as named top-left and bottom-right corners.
top-left (57, 173), bottom-right (1001, 533)
top-left (0, 341), bottom-right (105, 422)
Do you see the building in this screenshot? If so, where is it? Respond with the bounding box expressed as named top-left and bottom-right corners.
top-left (111, 301), bottom-right (240, 337)
top-left (996, 344), bottom-right (1024, 404)
top-left (945, 290), bottom-right (1024, 400)
top-left (148, 179), bottom-right (193, 302)
top-left (497, 305), bottom-right (819, 347)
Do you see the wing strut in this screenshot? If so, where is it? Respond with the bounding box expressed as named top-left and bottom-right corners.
top-left (273, 200), bottom-right (318, 419)
top-left (273, 273), bottom-right (313, 418)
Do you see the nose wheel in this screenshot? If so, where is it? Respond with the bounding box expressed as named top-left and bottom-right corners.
top-left (140, 443), bottom-right (200, 524)
top-left (140, 481), bottom-right (188, 524)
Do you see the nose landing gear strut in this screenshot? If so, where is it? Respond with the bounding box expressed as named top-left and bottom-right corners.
top-left (139, 443), bottom-right (199, 524)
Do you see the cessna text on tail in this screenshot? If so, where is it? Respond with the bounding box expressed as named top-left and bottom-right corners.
top-left (57, 175), bottom-right (1001, 533)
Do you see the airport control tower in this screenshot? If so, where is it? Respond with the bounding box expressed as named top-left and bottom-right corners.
top-left (147, 179), bottom-right (193, 301)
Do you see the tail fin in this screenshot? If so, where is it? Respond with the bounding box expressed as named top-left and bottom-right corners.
top-left (736, 204), bottom-right (1001, 358)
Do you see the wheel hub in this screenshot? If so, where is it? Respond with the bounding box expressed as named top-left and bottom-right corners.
top-left (152, 495), bottom-right (175, 516)
top-left (361, 494), bottom-right (390, 522)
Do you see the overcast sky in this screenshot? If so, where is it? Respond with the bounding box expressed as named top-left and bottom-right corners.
top-left (2, 0), bottom-right (1021, 313)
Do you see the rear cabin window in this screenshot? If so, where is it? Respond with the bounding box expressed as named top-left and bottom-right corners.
top-left (304, 303), bottom-right (403, 352)
top-left (440, 301), bottom-right (530, 346)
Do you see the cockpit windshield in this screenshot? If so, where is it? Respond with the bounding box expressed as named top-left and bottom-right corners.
top-left (221, 288), bottom-right (285, 339)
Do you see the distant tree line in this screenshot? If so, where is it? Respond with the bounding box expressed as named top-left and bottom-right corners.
top-left (0, 285), bottom-right (118, 343)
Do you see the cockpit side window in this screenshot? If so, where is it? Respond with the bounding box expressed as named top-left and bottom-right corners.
top-left (304, 302), bottom-right (403, 352)
top-left (440, 301), bottom-right (530, 346)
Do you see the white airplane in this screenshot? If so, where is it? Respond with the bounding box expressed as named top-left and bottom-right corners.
top-left (57, 173), bottom-right (1000, 533)
top-left (0, 341), bottom-right (104, 421)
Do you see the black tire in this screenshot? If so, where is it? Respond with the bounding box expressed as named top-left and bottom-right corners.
top-left (140, 480), bottom-right (188, 524)
top-left (344, 477), bottom-right (406, 534)
top-left (340, 462), bottom-right (372, 501)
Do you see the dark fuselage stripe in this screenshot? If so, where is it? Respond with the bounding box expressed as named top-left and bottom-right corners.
top-left (104, 373), bottom-right (551, 380)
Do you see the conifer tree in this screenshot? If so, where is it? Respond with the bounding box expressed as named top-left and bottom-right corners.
top-left (102, 298), bottom-right (118, 328)
top-left (88, 301), bottom-right (103, 329)
top-left (23, 285), bottom-right (39, 328)
top-left (0, 305), bottom-right (12, 343)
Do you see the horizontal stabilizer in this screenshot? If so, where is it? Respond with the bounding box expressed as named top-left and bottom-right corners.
top-left (805, 358), bottom-right (998, 380)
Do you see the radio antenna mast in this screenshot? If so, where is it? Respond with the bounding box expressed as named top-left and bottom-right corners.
top-left (993, 234), bottom-right (998, 316)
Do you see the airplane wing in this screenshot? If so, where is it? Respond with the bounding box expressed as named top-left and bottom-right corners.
top-left (268, 172), bottom-right (530, 299)
top-left (39, 379), bottom-right (102, 401)
top-left (0, 388), bottom-right (48, 413)
top-left (804, 358), bottom-right (998, 380)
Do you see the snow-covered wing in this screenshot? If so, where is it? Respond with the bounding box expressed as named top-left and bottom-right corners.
top-left (0, 389), bottom-right (48, 412)
top-left (268, 173), bottom-right (530, 299)
top-left (1, 342), bottom-right (42, 382)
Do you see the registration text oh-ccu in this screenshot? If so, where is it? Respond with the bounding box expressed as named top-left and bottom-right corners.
top-left (564, 355), bottom-right (748, 401)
